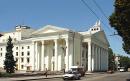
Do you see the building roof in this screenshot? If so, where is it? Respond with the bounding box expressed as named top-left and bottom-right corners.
top-left (32, 25), bottom-right (72, 35)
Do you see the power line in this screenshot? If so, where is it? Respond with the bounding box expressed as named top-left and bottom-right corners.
top-left (91, 0), bottom-right (121, 36)
top-left (91, 0), bottom-right (130, 36)
top-left (80, 0), bottom-right (114, 34)
top-left (92, 0), bottom-right (109, 20)
top-left (80, 0), bottom-right (100, 20)
top-left (80, 0), bottom-right (123, 44)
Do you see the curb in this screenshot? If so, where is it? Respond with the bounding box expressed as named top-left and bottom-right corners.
top-left (14, 76), bottom-right (62, 81)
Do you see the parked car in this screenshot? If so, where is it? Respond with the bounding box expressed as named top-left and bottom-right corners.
top-left (62, 71), bottom-right (81, 80)
top-left (70, 66), bottom-right (85, 76)
top-left (119, 67), bottom-right (126, 72)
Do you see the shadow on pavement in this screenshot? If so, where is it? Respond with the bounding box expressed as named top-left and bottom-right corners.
top-left (126, 79), bottom-right (130, 81)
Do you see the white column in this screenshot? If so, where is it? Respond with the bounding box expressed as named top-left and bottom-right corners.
top-left (32, 42), bottom-right (35, 71)
top-left (41, 41), bottom-right (45, 71)
top-left (65, 38), bottom-right (69, 71)
top-left (100, 47), bottom-right (103, 71)
top-left (96, 46), bottom-right (99, 71)
top-left (88, 42), bottom-right (92, 72)
top-left (106, 50), bottom-right (108, 71)
top-left (95, 45), bottom-right (98, 71)
top-left (91, 44), bottom-right (95, 71)
top-left (37, 42), bottom-right (40, 71)
top-left (54, 39), bottom-right (58, 71)
top-left (35, 41), bottom-right (38, 70)
top-left (98, 47), bottom-right (101, 71)
top-left (102, 48), bottom-right (104, 71)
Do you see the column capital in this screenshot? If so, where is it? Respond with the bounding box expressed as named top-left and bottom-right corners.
top-left (32, 41), bottom-right (36, 44)
top-left (41, 40), bottom-right (44, 45)
top-left (54, 39), bottom-right (58, 42)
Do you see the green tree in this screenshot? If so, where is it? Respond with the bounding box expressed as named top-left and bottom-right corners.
top-left (119, 56), bottom-right (130, 69)
top-left (108, 48), bottom-right (116, 70)
top-left (109, 0), bottom-right (130, 54)
top-left (0, 34), bottom-right (3, 37)
top-left (4, 36), bottom-right (16, 73)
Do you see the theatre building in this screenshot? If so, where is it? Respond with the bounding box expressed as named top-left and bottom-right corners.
top-left (0, 21), bottom-right (109, 72)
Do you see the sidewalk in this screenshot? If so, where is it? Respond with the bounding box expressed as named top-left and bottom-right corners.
top-left (0, 74), bottom-right (62, 81)
top-left (0, 72), bottom-right (113, 81)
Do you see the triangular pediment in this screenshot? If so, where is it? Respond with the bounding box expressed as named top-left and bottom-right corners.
top-left (32, 25), bottom-right (70, 35)
top-left (93, 31), bottom-right (109, 46)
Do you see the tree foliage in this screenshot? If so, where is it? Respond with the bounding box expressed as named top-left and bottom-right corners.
top-left (4, 36), bottom-right (16, 73)
top-left (109, 0), bottom-right (130, 54)
top-left (0, 34), bottom-right (3, 37)
top-left (108, 48), bottom-right (116, 70)
top-left (119, 56), bottom-right (130, 68)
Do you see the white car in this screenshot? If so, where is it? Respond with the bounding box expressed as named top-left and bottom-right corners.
top-left (62, 71), bottom-right (81, 80)
top-left (119, 67), bottom-right (126, 72)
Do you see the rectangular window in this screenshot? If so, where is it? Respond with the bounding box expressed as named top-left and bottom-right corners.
top-left (21, 52), bottom-right (24, 56)
top-left (27, 58), bottom-right (30, 63)
top-left (21, 65), bottom-right (24, 69)
top-left (15, 58), bottom-right (18, 62)
top-left (0, 53), bottom-right (2, 57)
top-left (21, 58), bottom-right (24, 62)
top-left (53, 49), bottom-right (55, 56)
top-left (0, 48), bottom-right (2, 51)
top-left (16, 52), bottom-right (18, 56)
top-left (52, 62), bottom-right (55, 71)
top-left (64, 50), bottom-right (66, 56)
top-left (2, 39), bottom-right (5, 42)
top-left (82, 50), bottom-right (84, 57)
top-left (14, 38), bottom-right (16, 41)
top-left (27, 46), bottom-right (30, 49)
top-left (27, 51), bottom-right (30, 56)
top-left (16, 47), bottom-right (18, 50)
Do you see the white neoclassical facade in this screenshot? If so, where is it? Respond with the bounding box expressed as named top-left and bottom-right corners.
top-left (0, 21), bottom-right (109, 72)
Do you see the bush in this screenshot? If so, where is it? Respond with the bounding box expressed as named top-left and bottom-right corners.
top-left (0, 72), bottom-right (13, 77)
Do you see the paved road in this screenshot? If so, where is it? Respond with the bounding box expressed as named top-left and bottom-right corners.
top-left (86, 72), bottom-right (130, 81)
top-left (29, 72), bottom-right (130, 81)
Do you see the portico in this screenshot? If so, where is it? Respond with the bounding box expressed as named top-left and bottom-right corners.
top-left (32, 37), bottom-right (74, 71)
top-left (0, 21), bottom-right (109, 72)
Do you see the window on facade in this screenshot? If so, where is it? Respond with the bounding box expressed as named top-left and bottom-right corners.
top-left (52, 62), bottom-right (55, 71)
top-left (27, 51), bottom-right (30, 56)
top-left (16, 47), bottom-right (18, 50)
top-left (27, 46), bottom-right (30, 49)
top-left (82, 53), bottom-right (84, 57)
top-left (64, 64), bottom-right (66, 69)
top-left (15, 58), bottom-right (18, 62)
top-left (22, 47), bottom-right (24, 49)
top-left (14, 38), bottom-right (16, 41)
top-left (2, 39), bottom-right (5, 42)
top-left (82, 51), bottom-right (84, 57)
top-left (21, 58), bottom-right (24, 62)
top-left (16, 52), bottom-right (18, 56)
top-left (21, 52), bottom-right (24, 56)
top-left (0, 53), bottom-right (2, 57)
top-left (27, 58), bottom-right (30, 63)
top-left (21, 65), bottom-right (24, 69)
top-left (53, 49), bottom-right (55, 56)
top-left (82, 50), bottom-right (84, 57)
top-left (0, 48), bottom-right (2, 51)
